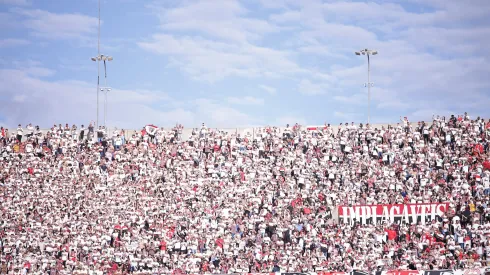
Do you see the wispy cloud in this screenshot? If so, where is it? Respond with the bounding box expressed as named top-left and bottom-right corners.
top-left (227, 96), bottom-right (264, 105)
top-left (297, 79), bottom-right (328, 95)
top-left (153, 0), bottom-right (280, 43)
top-left (13, 8), bottom-right (99, 40)
top-left (0, 0), bottom-right (29, 6)
top-left (333, 93), bottom-right (365, 105)
top-left (258, 84), bottom-right (277, 95)
top-left (139, 34), bottom-right (304, 83)
top-left (275, 115), bottom-right (307, 127)
top-left (0, 66), bottom-right (262, 128)
top-left (10, 59), bottom-right (56, 77)
top-left (0, 38), bottom-right (30, 47)
top-left (1, 0), bottom-right (490, 127)
top-left (334, 111), bottom-right (363, 121)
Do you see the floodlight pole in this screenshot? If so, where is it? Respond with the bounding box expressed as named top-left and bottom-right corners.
top-left (103, 56), bottom-right (112, 128)
top-left (355, 49), bottom-right (378, 125)
top-left (96, 0), bottom-right (101, 128)
top-left (92, 54), bottom-right (113, 128)
top-left (100, 87), bottom-right (111, 128)
top-left (104, 60), bottom-right (107, 128)
top-left (367, 53), bottom-right (371, 125)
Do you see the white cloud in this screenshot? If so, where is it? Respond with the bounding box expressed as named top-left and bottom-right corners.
top-left (371, 88), bottom-right (410, 110)
top-left (3, 0), bottom-right (490, 127)
top-left (23, 67), bottom-right (55, 77)
top-left (153, 0), bottom-right (280, 43)
top-left (255, 0), bottom-right (293, 10)
top-left (0, 12), bottom-right (15, 29)
top-left (270, 11), bottom-right (301, 23)
top-left (262, 0), bottom-right (490, 119)
top-left (334, 111), bottom-right (362, 121)
top-left (297, 79), bottom-right (328, 95)
top-left (227, 96), bottom-right (264, 105)
top-left (0, 0), bottom-right (29, 6)
top-left (0, 38), bottom-right (30, 47)
top-left (0, 67), bottom-right (261, 129)
top-left (138, 0), bottom-right (314, 83)
top-left (333, 94), bottom-right (364, 104)
top-left (193, 98), bottom-right (262, 127)
top-left (12, 94), bottom-right (27, 102)
top-left (275, 115), bottom-right (307, 127)
top-left (400, 27), bottom-right (490, 56)
top-left (11, 60), bottom-right (56, 77)
top-left (139, 34), bottom-right (304, 82)
top-left (13, 9), bottom-right (99, 40)
top-left (258, 84), bottom-right (277, 95)
top-left (298, 45), bottom-right (348, 59)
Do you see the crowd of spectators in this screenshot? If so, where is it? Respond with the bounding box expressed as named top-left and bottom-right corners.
top-left (0, 113), bottom-right (490, 274)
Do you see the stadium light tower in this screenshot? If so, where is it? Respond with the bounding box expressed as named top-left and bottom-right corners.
top-left (100, 87), bottom-right (112, 127)
top-left (91, 54), bottom-right (112, 128)
top-left (91, 0), bottom-right (102, 128)
top-left (102, 55), bottom-right (113, 128)
top-left (355, 49), bottom-right (378, 125)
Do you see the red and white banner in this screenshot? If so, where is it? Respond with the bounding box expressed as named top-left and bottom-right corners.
top-left (338, 203), bottom-right (449, 225)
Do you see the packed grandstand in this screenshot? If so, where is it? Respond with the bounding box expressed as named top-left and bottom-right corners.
top-left (1, 114), bottom-right (490, 275)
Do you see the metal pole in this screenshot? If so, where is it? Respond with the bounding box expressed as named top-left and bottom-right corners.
top-left (104, 60), bottom-right (107, 128)
top-left (96, 0), bottom-right (100, 128)
top-left (104, 89), bottom-right (107, 128)
top-left (367, 53), bottom-right (371, 125)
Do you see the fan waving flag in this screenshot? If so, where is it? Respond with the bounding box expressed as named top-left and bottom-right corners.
top-left (145, 124), bottom-right (158, 131)
top-left (145, 124), bottom-right (158, 136)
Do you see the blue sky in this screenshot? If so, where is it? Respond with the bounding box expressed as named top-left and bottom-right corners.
top-left (1, 0), bottom-right (490, 129)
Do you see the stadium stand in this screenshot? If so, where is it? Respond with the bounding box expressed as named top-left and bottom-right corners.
top-left (0, 114), bottom-right (490, 274)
